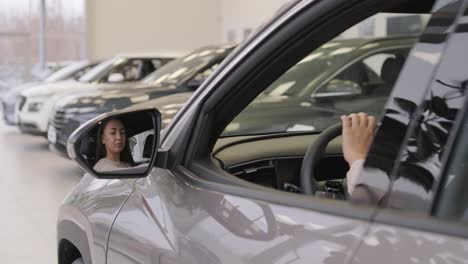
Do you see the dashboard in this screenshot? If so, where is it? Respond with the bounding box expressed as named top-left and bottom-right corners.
top-left (214, 133), bottom-right (349, 192)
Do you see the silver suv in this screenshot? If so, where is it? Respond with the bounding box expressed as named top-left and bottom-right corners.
top-left (58, 0), bottom-right (468, 263)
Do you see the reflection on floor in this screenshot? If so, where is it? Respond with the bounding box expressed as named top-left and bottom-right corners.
top-left (0, 121), bottom-right (82, 263)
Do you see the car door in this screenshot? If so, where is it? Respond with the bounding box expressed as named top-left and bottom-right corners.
top-left (350, 0), bottom-right (468, 262)
top-left (105, 0), bottom-right (435, 263)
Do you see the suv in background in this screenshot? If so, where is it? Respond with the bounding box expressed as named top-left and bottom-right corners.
top-left (48, 45), bottom-right (235, 157)
top-left (16, 53), bottom-right (178, 135)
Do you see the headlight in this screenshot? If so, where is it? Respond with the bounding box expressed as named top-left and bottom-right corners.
top-left (28, 101), bottom-right (44, 112)
top-left (25, 95), bottom-right (49, 112)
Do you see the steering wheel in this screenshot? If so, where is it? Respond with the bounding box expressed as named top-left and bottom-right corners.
top-left (300, 123), bottom-right (342, 195)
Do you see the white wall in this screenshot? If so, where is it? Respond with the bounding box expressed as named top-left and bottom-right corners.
top-left (86, 0), bottom-right (222, 60)
top-left (220, 0), bottom-right (290, 43)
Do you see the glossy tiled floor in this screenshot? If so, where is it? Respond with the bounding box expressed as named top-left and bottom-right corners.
top-left (0, 122), bottom-right (82, 263)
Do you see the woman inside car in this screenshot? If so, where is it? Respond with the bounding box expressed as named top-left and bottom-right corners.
top-left (93, 118), bottom-right (134, 172)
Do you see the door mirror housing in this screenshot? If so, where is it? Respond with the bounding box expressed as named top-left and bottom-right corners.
top-left (312, 79), bottom-right (363, 99)
top-left (67, 107), bottom-right (161, 179)
top-left (107, 72), bottom-right (125, 83)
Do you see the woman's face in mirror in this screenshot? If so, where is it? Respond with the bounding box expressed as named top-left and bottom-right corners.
top-left (102, 119), bottom-right (126, 156)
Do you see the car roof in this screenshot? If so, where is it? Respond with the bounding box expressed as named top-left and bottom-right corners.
top-left (328, 34), bottom-right (418, 49)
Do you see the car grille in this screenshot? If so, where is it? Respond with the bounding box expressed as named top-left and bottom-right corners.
top-left (17, 96), bottom-right (26, 111)
top-left (51, 109), bottom-right (67, 129)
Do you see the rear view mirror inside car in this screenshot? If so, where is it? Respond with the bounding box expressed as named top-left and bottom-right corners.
top-left (67, 108), bottom-right (161, 179)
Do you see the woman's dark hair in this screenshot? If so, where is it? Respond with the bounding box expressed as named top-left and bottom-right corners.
top-left (96, 118), bottom-right (135, 166)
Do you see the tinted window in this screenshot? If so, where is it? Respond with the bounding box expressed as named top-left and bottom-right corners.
top-left (79, 58), bottom-right (120, 83)
top-left (384, 2), bottom-right (468, 211)
top-left (353, 1), bottom-right (463, 206)
top-left (435, 104), bottom-right (468, 222)
top-left (79, 58), bottom-right (161, 83)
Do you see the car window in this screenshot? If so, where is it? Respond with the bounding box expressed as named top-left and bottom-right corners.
top-left (142, 47), bottom-right (232, 87)
top-left (102, 58), bottom-right (158, 83)
top-left (128, 130), bottom-right (154, 163)
top-left (78, 58), bottom-right (120, 83)
top-left (434, 108), bottom-right (468, 222)
top-left (221, 12), bottom-right (425, 138)
top-left (381, 4), bottom-right (468, 212)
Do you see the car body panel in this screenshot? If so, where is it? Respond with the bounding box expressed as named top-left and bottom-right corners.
top-left (107, 167), bottom-right (370, 263)
top-left (351, 222), bottom-right (468, 263)
top-left (57, 174), bottom-right (135, 264)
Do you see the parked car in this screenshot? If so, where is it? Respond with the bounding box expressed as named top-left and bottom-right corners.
top-left (130, 35), bottom-right (416, 136)
top-left (1, 60), bottom-right (98, 125)
top-left (47, 45), bottom-right (235, 157)
top-left (59, 0), bottom-right (468, 263)
top-left (16, 53), bottom-right (177, 135)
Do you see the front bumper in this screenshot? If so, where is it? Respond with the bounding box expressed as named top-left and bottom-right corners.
top-left (48, 141), bottom-right (69, 159)
top-left (17, 112), bottom-right (48, 135)
top-left (17, 96), bottom-right (55, 134)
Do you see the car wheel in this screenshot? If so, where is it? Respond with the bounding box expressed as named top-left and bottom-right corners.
top-left (71, 257), bottom-right (84, 264)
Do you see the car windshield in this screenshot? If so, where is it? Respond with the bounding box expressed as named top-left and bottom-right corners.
top-left (44, 61), bottom-right (89, 82)
top-left (141, 46), bottom-right (231, 86)
top-left (78, 58), bottom-right (123, 83)
top-left (261, 42), bottom-right (354, 97)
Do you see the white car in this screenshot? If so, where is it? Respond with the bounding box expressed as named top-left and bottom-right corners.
top-left (16, 52), bottom-right (181, 135)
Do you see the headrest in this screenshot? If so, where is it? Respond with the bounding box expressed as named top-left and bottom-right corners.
top-left (142, 134), bottom-right (154, 159)
top-left (381, 56), bottom-right (405, 85)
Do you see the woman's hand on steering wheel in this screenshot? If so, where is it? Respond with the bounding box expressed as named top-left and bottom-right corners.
top-left (341, 113), bottom-right (376, 166)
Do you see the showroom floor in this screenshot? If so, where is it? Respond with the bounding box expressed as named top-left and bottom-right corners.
top-left (0, 121), bottom-right (82, 263)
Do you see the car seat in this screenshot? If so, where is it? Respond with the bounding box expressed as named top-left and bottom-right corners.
top-left (142, 134), bottom-right (154, 159)
top-left (381, 55), bottom-right (405, 88)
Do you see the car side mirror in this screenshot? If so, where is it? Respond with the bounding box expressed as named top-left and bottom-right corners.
top-left (107, 72), bottom-right (125, 83)
top-left (186, 73), bottom-right (206, 90)
top-left (312, 79), bottom-right (362, 99)
top-left (67, 107), bottom-right (161, 179)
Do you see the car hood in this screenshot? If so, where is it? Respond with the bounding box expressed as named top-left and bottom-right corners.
top-left (1, 81), bottom-right (40, 102)
top-left (130, 92), bottom-right (194, 127)
top-left (54, 83), bottom-right (180, 127)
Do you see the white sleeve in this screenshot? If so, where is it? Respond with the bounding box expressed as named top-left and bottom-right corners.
top-left (346, 159), bottom-right (365, 195)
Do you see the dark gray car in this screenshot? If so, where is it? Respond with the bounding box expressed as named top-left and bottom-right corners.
top-left (134, 36), bottom-right (416, 136)
top-left (58, 0), bottom-right (468, 263)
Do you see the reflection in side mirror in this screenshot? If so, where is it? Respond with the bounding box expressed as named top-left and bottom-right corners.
top-left (68, 108), bottom-right (161, 179)
top-left (107, 72), bottom-right (125, 83)
top-left (312, 79), bottom-right (362, 99)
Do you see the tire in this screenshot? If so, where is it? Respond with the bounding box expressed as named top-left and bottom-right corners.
top-left (71, 258), bottom-right (84, 264)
